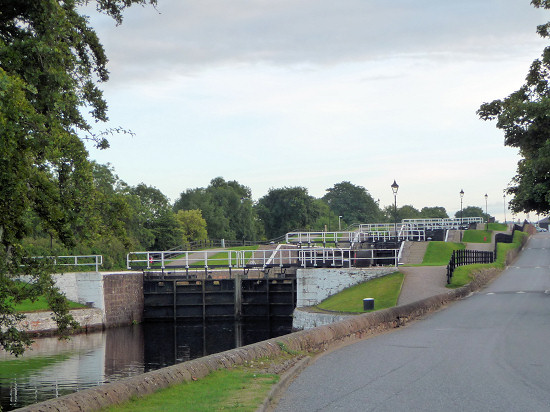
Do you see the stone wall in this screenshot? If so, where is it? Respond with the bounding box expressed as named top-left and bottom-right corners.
top-left (15, 308), bottom-right (104, 335)
top-left (296, 267), bottom-right (397, 307)
top-left (53, 272), bottom-right (105, 310)
top-left (17, 266), bottom-right (504, 412)
top-left (103, 273), bottom-right (144, 327)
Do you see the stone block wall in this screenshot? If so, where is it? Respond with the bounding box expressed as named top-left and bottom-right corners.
top-left (103, 273), bottom-right (144, 327)
top-left (296, 267), bottom-right (397, 307)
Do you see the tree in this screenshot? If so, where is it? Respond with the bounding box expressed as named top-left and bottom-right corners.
top-left (477, 1), bottom-right (550, 214)
top-left (174, 177), bottom-right (260, 241)
top-left (0, 0), bottom-right (156, 355)
top-left (129, 184), bottom-right (181, 250)
top-left (454, 206), bottom-right (490, 221)
top-left (323, 182), bottom-right (382, 225)
top-left (420, 206), bottom-right (449, 219)
top-left (383, 204), bottom-right (422, 223)
top-left (175, 210), bottom-right (208, 244)
top-left (256, 187), bottom-right (320, 239)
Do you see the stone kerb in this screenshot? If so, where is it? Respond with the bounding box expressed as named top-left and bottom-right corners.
top-left (296, 267), bottom-right (396, 307)
top-left (18, 264), bottom-right (505, 412)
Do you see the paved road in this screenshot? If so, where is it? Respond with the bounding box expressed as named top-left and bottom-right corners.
top-left (275, 233), bottom-right (550, 411)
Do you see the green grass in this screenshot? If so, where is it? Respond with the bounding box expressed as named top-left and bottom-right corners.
top-left (447, 230), bottom-right (528, 288)
top-left (104, 366), bottom-right (279, 412)
top-left (462, 230), bottom-right (492, 243)
top-left (488, 223), bottom-right (508, 231)
top-left (316, 272), bottom-right (404, 313)
top-left (422, 241), bottom-right (465, 266)
top-left (13, 295), bottom-right (86, 312)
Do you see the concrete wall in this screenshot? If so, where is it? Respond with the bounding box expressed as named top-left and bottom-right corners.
top-left (292, 308), bottom-right (354, 330)
top-left (17, 266), bottom-right (504, 412)
top-left (53, 272), bottom-right (105, 310)
top-left (296, 267), bottom-right (397, 307)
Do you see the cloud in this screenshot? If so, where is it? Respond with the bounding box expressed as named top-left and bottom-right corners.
top-left (88, 0), bottom-right (548, 81)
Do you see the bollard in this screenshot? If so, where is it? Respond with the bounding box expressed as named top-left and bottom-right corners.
top-left (363, 298), bottom-right (374, 311)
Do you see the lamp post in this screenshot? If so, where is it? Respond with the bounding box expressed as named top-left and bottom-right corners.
top-left (338, 216), bottom-right (342, 231)
top-left (485, 193), bottom-right (488, 230)
top-left (459, 189), bottom-right (464, 228)
top-left (503, 191), bottom-right (507, 226)
top-left (391, 180), bottom-right (399, 237)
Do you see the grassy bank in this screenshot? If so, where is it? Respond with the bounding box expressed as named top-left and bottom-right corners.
top-left (315, 272), bottom-right (404, 313)
top-left (448, 230), bottom-right (527, 288)
top-left (422, 241), bottom-right (465, 266)
top-left (104, 354), bottom-right (302, 412)
top-left (462, 230), bottom-right (492, 243)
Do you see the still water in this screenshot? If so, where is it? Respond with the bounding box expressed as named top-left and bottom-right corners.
top-left (0, 319), bottom-right (292, 411)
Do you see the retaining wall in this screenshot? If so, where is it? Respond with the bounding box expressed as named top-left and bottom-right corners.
top-left (15, 308), bottom-right (104, 336)
top-left (103, 273), bottom-right (144, 327)
top-left (17, 265), bottom-right (504, 412)
top-left (296, 267), bottom-right (396, 307)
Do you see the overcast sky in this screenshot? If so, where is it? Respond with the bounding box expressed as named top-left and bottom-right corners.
top-left (83, 0), bottom-right (549, 222)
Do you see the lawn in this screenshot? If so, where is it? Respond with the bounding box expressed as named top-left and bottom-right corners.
top-left (488, 223), bottom-right (508, 231)
top-left (422, 241), bottom-right (465, 266)
top-left (462, 230), bottom-right (492, 243)
top-left (447, 230), bottom-right (527, 288)
top-left (105, 363), bottom-right (280, 412)
top-left (315, 272), bottom-right (404, 313)
top-left (13, 295), bottom-right (86, 312)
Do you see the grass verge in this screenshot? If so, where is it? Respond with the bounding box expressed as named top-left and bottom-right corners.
top-left (488, 223), bottom-right (508, 231)
top-left (103, 354), bottom-right (302, 412)
top-left (462, 230), bottom-right (492, 243)
top-left (447, 230), bottom-right (527, 288)
top-left (422, 241), bottom-right (465, 266)
top-left (315, 272), bottom-right (404, 313)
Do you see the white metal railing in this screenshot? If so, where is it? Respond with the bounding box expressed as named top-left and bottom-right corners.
top-left (402, 217), bottom-right (484, 230)
top-left (29, 255), bottom-right (103, 271)
top-left (285, 231), bottom-right (355, 244)
top-left (128, 246), bottom-right (401, 270)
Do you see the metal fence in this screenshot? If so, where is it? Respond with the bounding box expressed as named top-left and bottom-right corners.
top-left (29, 255), bottom-right (103, 271)
top-left (446, 249), bottom-right (494, 284)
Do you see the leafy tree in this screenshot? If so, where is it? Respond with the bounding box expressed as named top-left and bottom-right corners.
top-left (175, 210), bottom-right (208, 244)
top-left (323, 182), bottom-right (382, 224)
top-left (129, 184), bottom-right (181, 250)
top-left (383, 204), bottom-right (422, 223)
top-left (256, 187), bottom-right (320, 239)
top-left (420, 206), bottom-right (449, 219)
top-left (0, 0), bottom-right (156, 355)
top-left (477, 0), bottom-right (550, 214)
top-left (454, 206), bottom-right (489, 221)
top-left (174, 177), bottom-right (260, 241)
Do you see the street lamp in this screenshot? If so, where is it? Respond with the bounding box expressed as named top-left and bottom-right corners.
top-left (503, 191), bottom-right (507, 226)
top-left (485, 193), bottom-right (488, 230)
top-left (459, 189), bottom-right (464, 229)
top-left (338, 216), bottom-right (343, 231)
top-left (391, 180), bottom-right (399, 237)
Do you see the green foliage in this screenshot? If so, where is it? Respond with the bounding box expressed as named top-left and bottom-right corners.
top-left (422, 242), bottom-right (465, 266)
top-left (322, 181), bottom-right (382, 225)
top-left (174, 177), bottom-right (261, 241)
top-left (175, 209), bottom-right (208, 244)
top-left (256, 187), bottom-right (320, 239)
top-left (316, 272), bottom-right (404, 312)
top-left (462, 230), bottom-right (492, 243)
top-left (0, 0), bottom-right (156, 355)
top-left (477, 1), bottom-right (550, 215)
top-left (454, 206), bottom-right (488, 220)
top-left (420, 206), bottom-right (449, 219)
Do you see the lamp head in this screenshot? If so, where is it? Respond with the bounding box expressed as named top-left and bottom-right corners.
top-left (391, 180), bottom-right (399, 195)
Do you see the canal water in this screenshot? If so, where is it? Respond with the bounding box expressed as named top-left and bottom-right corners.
top-left (0, 319), bottom-right (292, 411)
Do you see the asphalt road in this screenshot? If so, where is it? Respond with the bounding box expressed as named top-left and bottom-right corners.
top-left (275, 233), bottom-right (550, 412)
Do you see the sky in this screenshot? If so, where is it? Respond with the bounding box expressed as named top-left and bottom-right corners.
top-left (82, 0), bottom-right (549, 222)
